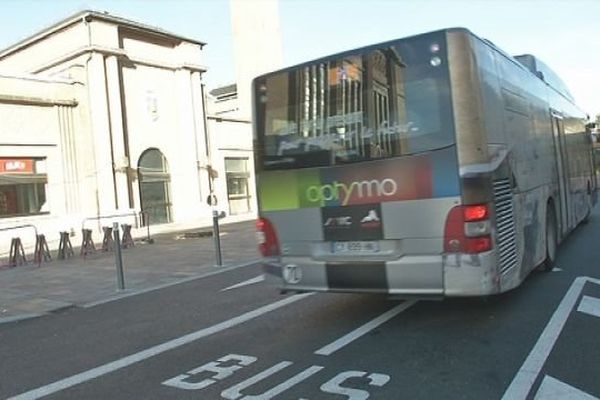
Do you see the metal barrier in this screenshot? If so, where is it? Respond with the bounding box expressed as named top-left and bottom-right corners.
top-left (34, 234), bottom-right (52, 266)
top-left (101, 226), bottom-right (114, 252)
top-left (81, 211), bottom-right (138, 234)
top-left (1, 224), bottom-right (38, 267)
top-left (81, 211), bottom-right (154, 248)
top-left (9, 237), bottom-right (26, 267)
top-left (80, 229), bottom-right (96, 258)
top-left (58, 231), bottom-right (74, 259)
top-left (121, 224), bottom-right (134, 248)
top-left (138, 211), bottom-right (153, 243)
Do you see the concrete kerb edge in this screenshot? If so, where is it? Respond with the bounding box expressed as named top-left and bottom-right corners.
top-left (0, 259), bottom-right (262, 325)
top-left (82, 259), bottom-right (263, 308)
top-left (0, 312), bottom-right (45, 324)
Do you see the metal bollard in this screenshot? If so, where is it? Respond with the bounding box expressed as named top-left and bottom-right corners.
top-left (113, 222), bottom-right (125, 290)
top-left (212, 210), bottom-right (222, 266)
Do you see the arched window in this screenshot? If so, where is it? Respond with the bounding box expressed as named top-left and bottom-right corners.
top-left (138, 148), bottom-right (172, 225)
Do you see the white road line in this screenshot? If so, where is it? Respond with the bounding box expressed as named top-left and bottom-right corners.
top-left (221, 275), bottom-right (265, 292)
top-left (534, 376), bottom-right (599, 400)
top-left (7, 293), bottom-right (313, 400)
top-left (577, 295), bottom-right (600, 318)
top-left (314, 300), bottom-right (417, 356)
top-left (501, 276), bottom-right (588, 400)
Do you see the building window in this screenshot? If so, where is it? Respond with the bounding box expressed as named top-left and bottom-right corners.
top-left (138, 149), bottom-right (172, 225)
top-left (0, 158), bottom-right (48, 218)
top-left (225, 158), bottom-right (251, 215)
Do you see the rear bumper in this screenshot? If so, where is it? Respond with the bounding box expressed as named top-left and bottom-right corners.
top-left (262, 251), bottom-right (500, 297)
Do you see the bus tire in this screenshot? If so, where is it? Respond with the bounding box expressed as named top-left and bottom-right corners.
top-left (540, 203), bottom-right (557, 272)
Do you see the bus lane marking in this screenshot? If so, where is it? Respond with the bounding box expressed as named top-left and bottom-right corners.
top-left (221, 275), bottom-right (266, 292)
top-left (162, 352), bottom-right (392, 399)
top-left (534, 375), bottom-right (599, 400)
top-left (577, 295), bottom-right (600, 318)
top-left (315, 300), bottom-right (417, 356)
top-left (162, 301), bottom-right (407, 398)
top-left (7, 293), bottom-right (313, 400)
top-left (502, 276), bottom-right (600, 400)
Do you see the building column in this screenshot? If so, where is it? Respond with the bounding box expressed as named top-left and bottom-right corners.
top-left (56, 104), bottom-right (80, 213)
top-left (105, 55), bottom-right (131, 211)
top-left (87, 52), bottom-right (117, 215)
top-left (171, 68), bottom-right (203, 221)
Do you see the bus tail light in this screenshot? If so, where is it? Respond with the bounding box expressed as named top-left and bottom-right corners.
top-left (464, 236), bottom-right (492, 253)
top-left (463, 204), bottom-right (489, 221)
top-left (256, 217), bottom-right (280, 257)
top-left (444, 205), bottom-right (492, 254)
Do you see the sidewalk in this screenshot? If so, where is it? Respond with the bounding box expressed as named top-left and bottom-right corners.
top-left (0, 220), bottom-right (259, 324)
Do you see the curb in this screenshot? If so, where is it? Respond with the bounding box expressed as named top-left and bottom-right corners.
top-left (0, 259), bottom-right (262, 325)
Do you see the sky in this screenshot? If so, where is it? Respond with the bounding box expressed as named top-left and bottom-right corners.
top-left (0, 0), bottom-right (599, 118)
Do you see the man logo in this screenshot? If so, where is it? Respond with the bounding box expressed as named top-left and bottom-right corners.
top-left (360, 209), bottom-right (381, 229)
top-left (360, 210), bottom-right (380, 223)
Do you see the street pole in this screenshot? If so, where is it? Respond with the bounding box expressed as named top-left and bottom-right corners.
top-left (212, 210), bottom-right (223, 266)
top-left (113, 222), bottom-right (126, 290)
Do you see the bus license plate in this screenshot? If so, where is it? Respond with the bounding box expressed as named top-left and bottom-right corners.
top-left (332, 241), bottom-right (379, 253)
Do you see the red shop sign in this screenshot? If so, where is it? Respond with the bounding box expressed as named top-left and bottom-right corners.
top-left (0, 159), bottom-right (34, 173)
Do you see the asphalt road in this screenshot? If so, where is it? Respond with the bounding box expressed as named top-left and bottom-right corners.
top-left (2, 210), bottom-right (600, 399)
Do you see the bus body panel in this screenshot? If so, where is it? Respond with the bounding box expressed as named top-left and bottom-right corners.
top-left (263, 195), bottom-right (463, 294)
top-left (253, 28), bottom-right (595, 297)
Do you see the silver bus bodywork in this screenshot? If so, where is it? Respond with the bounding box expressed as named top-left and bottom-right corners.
top-left (254, 28), bottom-right (596, 297)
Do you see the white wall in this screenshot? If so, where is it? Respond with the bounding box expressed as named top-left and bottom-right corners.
top-left (0, 75), bottom-right (81, 255)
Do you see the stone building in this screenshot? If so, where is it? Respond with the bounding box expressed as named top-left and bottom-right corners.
top-left (0, 10), bottom-right (257, 255)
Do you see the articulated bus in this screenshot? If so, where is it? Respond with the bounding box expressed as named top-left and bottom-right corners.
top-left (252, 28), bottom-right (596, 297)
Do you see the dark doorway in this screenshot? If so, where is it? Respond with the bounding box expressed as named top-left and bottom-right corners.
top-left (138, 148), bottom-right (172, 225)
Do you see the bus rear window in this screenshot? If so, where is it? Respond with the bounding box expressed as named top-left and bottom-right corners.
top-left (254, 32), bottom-right (455, 170)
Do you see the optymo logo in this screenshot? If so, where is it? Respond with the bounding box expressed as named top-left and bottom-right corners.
top-left (306, 178), bottom-right (398, 206)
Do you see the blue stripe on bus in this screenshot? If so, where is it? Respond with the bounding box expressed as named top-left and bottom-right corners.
top-left (432, 147), bottom-right (460, 197)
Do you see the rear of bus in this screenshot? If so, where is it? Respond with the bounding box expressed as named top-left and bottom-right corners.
top-left (253, 29), bottom-right (499, 297)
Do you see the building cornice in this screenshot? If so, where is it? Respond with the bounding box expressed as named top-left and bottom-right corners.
top-left (29, 45), bottom-right (207, 75)
top-left (0, 73), bottom-right (75, 85)
top-left (0, 10), bottom-right (206, 60)
top-left (30, 46), bottom-right (126, 74)
top-left (0, 94), bottom-right (78, 107)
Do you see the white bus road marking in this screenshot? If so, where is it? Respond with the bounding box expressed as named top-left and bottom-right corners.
top-left (502, 276), bottom-right (600, 400)
top-left (534, 376), bottom-right (599, 400)
top-left (221, 363), bottom-right (324, 400)
top-left (577, 295), bottom-right (600, 318)
top-left (314, 300), bottom-right (417, 356)
top-left (221, 275), bottom-right (266, 292)
top-left (7, 293), bottom-right (313, 400)
top-left (162, 353), bottom-right (392, 399)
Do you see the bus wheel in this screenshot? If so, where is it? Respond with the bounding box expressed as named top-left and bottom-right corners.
top-left (540, 205), bottom-right (557, 272)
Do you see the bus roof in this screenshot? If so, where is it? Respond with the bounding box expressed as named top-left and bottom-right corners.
top-left (514, 54), bottom-right (575, 102)
top-left (253, 27), bottom-right (472, 81)
top-left (253, 27), bottom-right (580, 112)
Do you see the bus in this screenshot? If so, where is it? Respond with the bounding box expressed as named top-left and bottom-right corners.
top-left (252, 28), bottom-right (596, 297)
